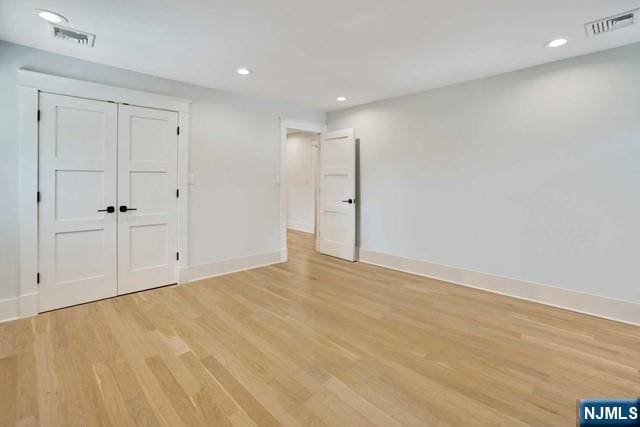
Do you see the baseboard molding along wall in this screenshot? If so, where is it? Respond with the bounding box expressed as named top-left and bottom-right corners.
top-left (359, 248), bottom-right (640, 327)
top-left (0, 297), bottom-right (18, 323)
top-left (4, 247), bottom-right (636, 326)
top-left (19, 292), bottom-right (38, 318)
top-left (187, 250), bottom-right (283, 283)
top-left (0, 293), bottom-right (39, 322)
top-left (0, 253), bottom-right (284, 323)
top-left (287, 221), bottom-right (315, 233)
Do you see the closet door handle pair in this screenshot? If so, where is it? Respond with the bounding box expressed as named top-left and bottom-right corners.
top-left (97, 206), bottom-right (138, 213)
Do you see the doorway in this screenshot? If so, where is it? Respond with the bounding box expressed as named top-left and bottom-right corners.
top-left (286, 129), bottom-right (320, 246)
top-left (280, 120), bottom-right (357, 262)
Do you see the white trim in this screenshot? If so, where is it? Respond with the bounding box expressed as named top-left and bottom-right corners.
top-left (187, 251), bottom-right (283, 283)
top-left (0, 297), bottom-right (19, 323)
top-left (359, 248), bottom-right (640, 326)
top-left (177, 112), bottom-right (190, 284)
top-left (178, 267), bottom-right (190, 284)
top-left (18, 71), bottom-right (190, 318)
top-left (19, 86), bottom-right (39, 318)
top-left (280, 118), bottom-right (326, 260)
top-left (19, 293), bottom-right (38, 319)
top-left (18, 69), bottom-right (191, 112)
top-left (281, 119), bottom-right (327, 134)
top-left (287, 221), bottom-right (315, 233)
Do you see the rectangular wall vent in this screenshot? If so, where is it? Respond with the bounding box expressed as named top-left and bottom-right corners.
top-left (585, 9), bottom-right (638, 37)
top-left (51, 25), bottom-right (96, 47)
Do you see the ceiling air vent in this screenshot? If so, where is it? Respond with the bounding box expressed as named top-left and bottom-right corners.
top-left (585, 9), bottom-right (638, 37)
top-left (51, 25), bottom-right (95, 47)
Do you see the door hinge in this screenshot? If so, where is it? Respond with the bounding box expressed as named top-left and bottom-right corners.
top-left (37, 191), bottom-right (41, 203)
top-left (37, 273), bottom-right (40, 284)
top-left (176, 252), bottom-right (180, 261)
top-left (37, 110), bottom-right (41, 122)
top-left (177, 126), bottom-right (180, 135)
top-left (176, 189), bottom-right (179, 198)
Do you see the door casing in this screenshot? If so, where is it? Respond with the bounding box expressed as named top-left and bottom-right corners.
top-left (18, 70), bottom-right (190, 318)
top-left (279, 119), bottom-right (328, 261)
top-left (280, 119), bottom-right (358, 262)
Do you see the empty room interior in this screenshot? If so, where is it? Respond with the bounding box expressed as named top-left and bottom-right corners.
top-left (1, 1), bottom-right (639, 425)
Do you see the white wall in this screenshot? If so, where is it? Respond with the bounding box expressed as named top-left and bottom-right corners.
top-left (286, 132), bottom-right (316, 233)
top-left (328, 42), bottom-right (640, 305)
top-left (0, 40), bottom-right (325, 300)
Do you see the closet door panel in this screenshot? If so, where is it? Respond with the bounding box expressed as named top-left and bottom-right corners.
top-left (38, 93), bottom-right (118, 311)
top-left (117, 105), bottom-right (178, 294)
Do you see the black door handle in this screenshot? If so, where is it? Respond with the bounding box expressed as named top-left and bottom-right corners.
top-left (119, 206), bottom-right (138, 212)
top-left (341, 198), bottom-right (354, 204)
top-left (98, 206), bottom-right (115, 213)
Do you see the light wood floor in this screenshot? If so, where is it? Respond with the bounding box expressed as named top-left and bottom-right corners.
top-left (1, 231), bottom-right (639, 426)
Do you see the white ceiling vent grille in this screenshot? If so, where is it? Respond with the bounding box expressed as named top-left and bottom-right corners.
top-left (51, 25), bottom-right (95, 47)
top-left (585, 9), bottom-right (638, 37)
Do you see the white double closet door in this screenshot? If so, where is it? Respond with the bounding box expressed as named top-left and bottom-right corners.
top-left (38, 93), bottom-right (178, 312)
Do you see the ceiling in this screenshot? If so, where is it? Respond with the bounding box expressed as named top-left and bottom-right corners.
top-left (1, 0), bottom-right (639, 111)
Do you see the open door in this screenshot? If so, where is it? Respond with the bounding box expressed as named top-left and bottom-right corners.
top-left (317, 129), bottom-right (356, 261)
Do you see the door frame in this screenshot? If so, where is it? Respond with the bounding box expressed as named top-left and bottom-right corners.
top-left (18, 69), bottom-right (191, 318)
top-left (279, 118), bottom-right (326, 261)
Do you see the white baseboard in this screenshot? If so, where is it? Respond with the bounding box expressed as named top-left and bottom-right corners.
top-left (178, 267), bottom-right (190, 285)
top-left (187, 250), bottom-right (283, 283)
top-left (0, 252), bottom-right (284, 322)
top-left (0, 296), bottom-right (18, 323)
top-left (359, 248), bottom-right (640, 327)
top-left (287, 221), bottom-right (314, 233)
top-left (12, 247), bottom-right (634, 326)
top-left (19, 292), bottom-right (38, 318)
top-left (0, 293), bottom-right (39, 323)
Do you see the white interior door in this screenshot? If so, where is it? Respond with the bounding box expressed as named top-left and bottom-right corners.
top-left (117, 105), bottom-right (178, 294)
top-left (38, 93), bottom-right (118, 311)
top-left (318, 129), bottom-right (356, 261)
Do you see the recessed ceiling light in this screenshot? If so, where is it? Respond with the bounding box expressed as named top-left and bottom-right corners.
top-left (337, 96), bottom-right (347, 102)
top-left (546, 38), bottom-right (568, 48)
top-left (237, 68), bottom-right (252, 76)
top-left (35, 9), bottom-right (68, 24)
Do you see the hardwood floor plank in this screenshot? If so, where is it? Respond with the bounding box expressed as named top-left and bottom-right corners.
top-left (0, 355), bottom-right (18, 425)
top-left (323, 376), bottom-right (402, 427)
top-left (146, 355), bottom-right (205, 425)
top-left (200, 355), bottom-right (282, 427)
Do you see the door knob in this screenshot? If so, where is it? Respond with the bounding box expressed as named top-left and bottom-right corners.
top-left (119, 206), bottom-right (138, 212)
top-left (97, 206), bottom-right (115, 213)
top-left (341, 198), bottom-right (354, 204)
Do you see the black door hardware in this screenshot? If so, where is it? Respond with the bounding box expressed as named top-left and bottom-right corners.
top-left (119, 206), bottom-right (138, 212)
top-left (341, 198), bottom-right (354, 204)
top-left (97, 206), bottom-right (115, 213)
